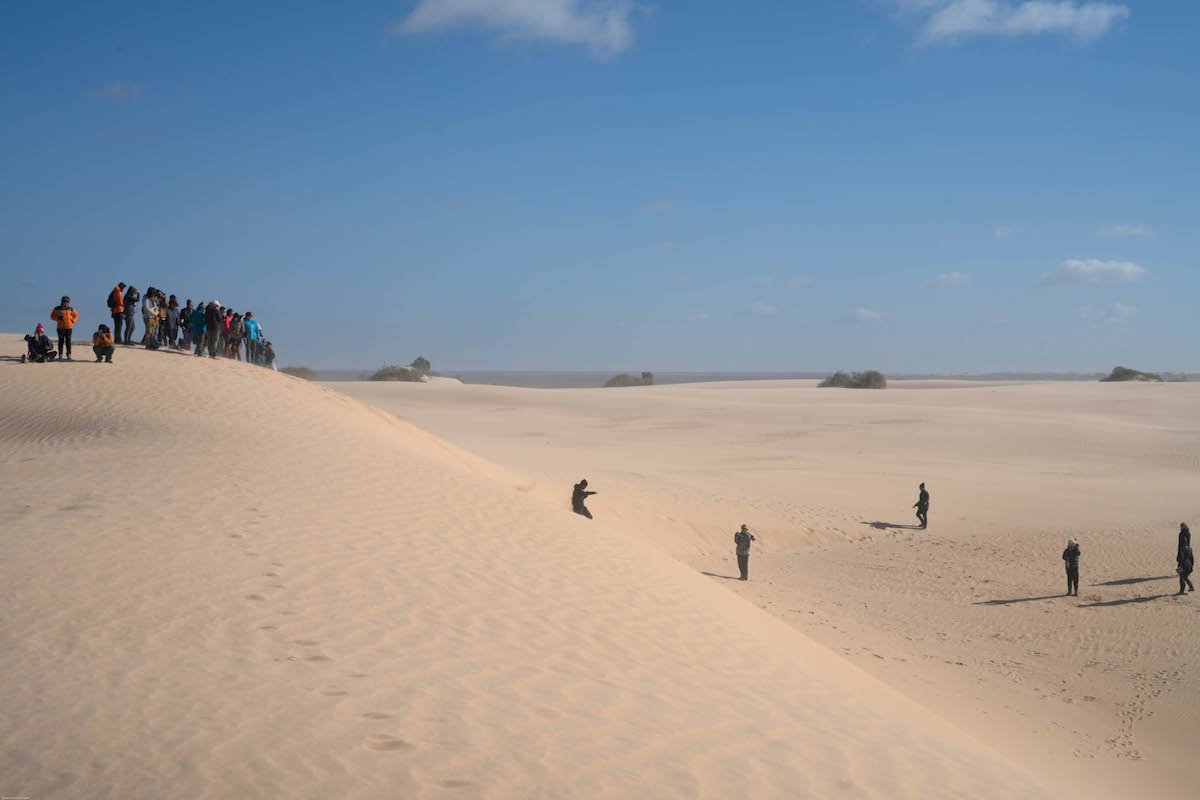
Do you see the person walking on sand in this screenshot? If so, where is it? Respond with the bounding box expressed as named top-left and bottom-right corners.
top-left (734, 524), bottom-right (756, 581)
top-left (1178, 527), bottom-right (1194, 595)
top-left (913, 482), bottom-right (930, 529)
top-left (108, 282), bottom-right (126, 343)
top-left (50, 295), bottom-right (78, 360)
top-left (92, 324), bottom-right (115, 363)
top-left (1062, 538), bottom-right (1081, 596)
top-left (571, 479), bottom-right (597, 519)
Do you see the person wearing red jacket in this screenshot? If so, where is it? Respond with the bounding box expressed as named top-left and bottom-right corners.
top-left (50, 295), bottom-right (78, 360)
top-left (109, 282), bottom-right (126, 343)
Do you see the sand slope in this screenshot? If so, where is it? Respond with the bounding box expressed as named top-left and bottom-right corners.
top-left (337, 377), bottom-right (1200, 799)
top-left (0, 338), bottom-right (1053, 799)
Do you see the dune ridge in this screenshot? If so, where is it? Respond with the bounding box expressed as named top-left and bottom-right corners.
top-left (0, 336), bottom-right (1056, 798)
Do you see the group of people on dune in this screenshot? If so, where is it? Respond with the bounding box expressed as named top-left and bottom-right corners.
top-left (571, 477), bottom-right (1195, 595)
top-left (22, 285), bottom-right (278, 369)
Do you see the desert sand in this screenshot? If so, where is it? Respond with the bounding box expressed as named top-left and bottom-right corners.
top-left (337, 376), bottom-right (1200, 799)
top-left (0, 334), bottom-right (1186, 799)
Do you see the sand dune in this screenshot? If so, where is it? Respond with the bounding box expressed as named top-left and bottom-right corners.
top-left (338, 377), bottom-right (1200, 799)
top-left (0, 337), bottom-right (1055, 799)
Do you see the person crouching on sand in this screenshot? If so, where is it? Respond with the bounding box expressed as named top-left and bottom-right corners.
top-left (1062, 538), bottom-right (1081, 596)
top-left (734, 524), bottom-right (756, 581)
top-left (23, 323), bottom-right (56, 363)
top-left (92, 324), bottom-right (115, 363)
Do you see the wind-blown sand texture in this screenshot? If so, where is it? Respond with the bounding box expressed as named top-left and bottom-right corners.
top-left (0, 337), bottom-right (1055, 799)
top-left (338, 377), bottom-right (1200, 799)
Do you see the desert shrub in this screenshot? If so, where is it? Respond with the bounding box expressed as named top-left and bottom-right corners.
top-left (819, 370), bottom-right (887, 389)
top-left (280, 367), bottom-right (317, 381)
top-left (1100, 366), bottom-right (1163, 383)
top-left (604, 372), bottom-right (653, 388)
top-left (410, 356), bottom-right (432, 376)
top-left (371, 365), bottom-right (424, 382)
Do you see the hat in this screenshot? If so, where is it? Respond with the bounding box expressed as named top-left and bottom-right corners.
top-left (35, 323), bottom-right (44, 334)
top-left (1067, 538), bottom-right (1077, 547)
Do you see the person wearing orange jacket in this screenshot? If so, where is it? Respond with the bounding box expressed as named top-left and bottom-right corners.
top-left (50, 295), bottom-right (78, 360)
top-left (108, 282), bottom-right (126, 343)
top-left (92, 324), bottom-right (115, 363)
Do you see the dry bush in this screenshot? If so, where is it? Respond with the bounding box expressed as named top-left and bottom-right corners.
top-left (819, 370), bottom-right (887, 389)
top-left (1100, 366), bottom-right (1163, 383)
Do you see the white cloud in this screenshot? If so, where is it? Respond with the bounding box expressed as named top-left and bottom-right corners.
top-left (1097, 224), bottom-right (1152, 237)
top-left (932, 270), bottom-right (970, 287)
top-left (994, 225), bottom-right (1019, 240)
top-left (839, 307), bottom-right (882, 324)
top-left (749, 301), bottom-right (779, 317)
top-left (894, 1), bottom-right (1129, 45)
top-left (90, 80), bottom-right (141, 101)
top-left (1040, 258), bottom-right (1147, 286)
top-left (389, 0), bottom-right (639, 57)
top-left (1102, 302), bottom-right (1137, 324)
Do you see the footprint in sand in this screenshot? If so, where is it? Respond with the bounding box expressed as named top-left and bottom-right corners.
top-left (264, 572), bottom-right (279, 577)
top-left (246, 594), bottom-right (266, 601)
top-left (292, 639), bottom-right (320, 646)
top-left (305, 654), bottom-right (332, 662)
top-left (364, 734), bottom-right (413, 752)
top-left (321, 690), bottom-right (349, 696)
top-left (362, 712), bottom-right (393, 720)
top-left (259, 625), bottom-right (278, 631)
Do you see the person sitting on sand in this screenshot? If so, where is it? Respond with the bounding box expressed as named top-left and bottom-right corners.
top-left (571, 479), bottom-right (596, 519)
top-left (23, 323), bottom-right (57, 363)
top-left (1062, 538), bottom-right (1081, 596)
top-left (734, 524), bottom-right (756, 581)
top-left (1178, 535), bottom-right (1194, 595)
top-left (92, 324), bottom-right (115, 363)
top-left (913, 482), bottom-right (930, 529)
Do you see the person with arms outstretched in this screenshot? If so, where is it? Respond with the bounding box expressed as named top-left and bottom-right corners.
top-left (571, 479), bottom-right (596, 519)
top-left (734, 524), bottom-right (756, 581)
top-left (912, 482), bottom-right (930, 529)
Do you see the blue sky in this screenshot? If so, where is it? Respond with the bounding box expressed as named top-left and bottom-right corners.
top-left (2, 1), bottom-right (1197, 371)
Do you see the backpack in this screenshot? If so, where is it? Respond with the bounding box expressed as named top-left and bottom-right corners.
top-left (107, 290), bottom-right (117, 309)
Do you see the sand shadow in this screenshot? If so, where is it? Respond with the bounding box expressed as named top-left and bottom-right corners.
top-left (974, 594), bottom-right (1065, 606)
top-left (1090, 575), bottom-right (1173, 587)
top-left (862, 521), bottom-right (923, 531)
top-left (1078, 594), bottom-right (1172, 608)
top-left (700, 571), bottom-right (741, 581)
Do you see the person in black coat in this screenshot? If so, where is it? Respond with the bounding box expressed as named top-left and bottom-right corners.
top-left (122, 285), bottom-right (140, 344)
top-left (571, 479), bottom-right (596, 519)
top-left (1178, 542), bottom-right (1194, 595)
top-left (1062, 538), bottom-right (1081, 596)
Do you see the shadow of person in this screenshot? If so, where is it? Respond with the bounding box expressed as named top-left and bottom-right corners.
top-left (1090, 575), bottom-right (1173, 587)
top-left (700, 571), bottom-right (741, 581)
top-left (862, 521), bottom-right (922, 531)
top-left (1077, 594), bottom-right (1171, 608)
top-left (974, 594), bottom-right (1065, 606)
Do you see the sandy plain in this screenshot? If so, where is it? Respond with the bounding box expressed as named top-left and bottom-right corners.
top-left (0, 332), bottom-right (1191, 798)
top-left (338, 376), bottom-right (1200, 799)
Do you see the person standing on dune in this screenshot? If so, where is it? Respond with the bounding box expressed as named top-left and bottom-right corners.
top-left (50, 295), bottom-right (78, 360)
top-left (734, 524), bottom-right (756, 581)
top-left (1178, 523), bottom-right (1191, 561)
top-left (913, 482), bottom-right (930, 529)
top-left (122, 284), bottom-right (139, 344)
top-left (571, 479), bottom-right (596, 519)
top-left (108, 282), bottom-right (126, 343)
top-left (1178, 525), bottom-right (1194, 594)
top-left (1062, 538), bottom-right (1081, 596)
top-left (204, 301), bottom-right (222, 359)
